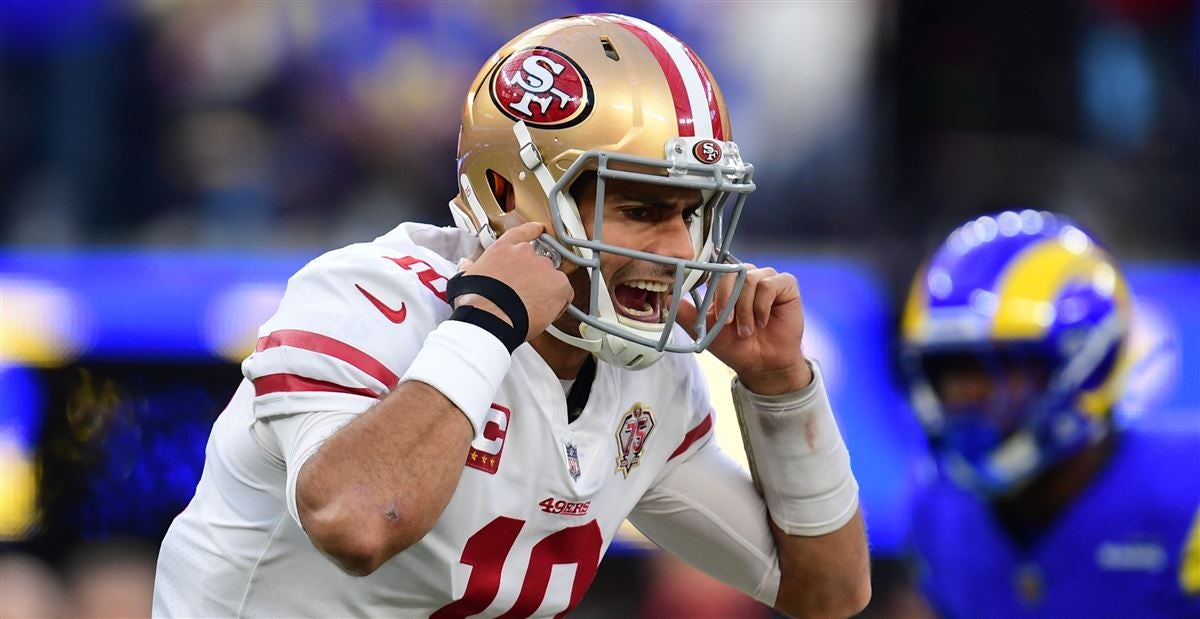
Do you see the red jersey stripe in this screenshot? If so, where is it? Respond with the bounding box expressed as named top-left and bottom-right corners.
top-left (604, 16), bottom-right (695, 137)
top-left (668, 412), bottom-right (714, 461)
top-left (255, 329), bottom-right (399, 389)
top-left (253, 373), bottom-right (380, 399)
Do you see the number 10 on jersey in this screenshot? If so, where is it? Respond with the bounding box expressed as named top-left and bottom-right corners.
top-left (432, 517), bottom-right (604, 618)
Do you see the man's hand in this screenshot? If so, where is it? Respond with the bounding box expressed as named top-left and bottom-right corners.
top-left (456, 222), bottom-right (573, 341)
top-left (676, 265), bottom-right (812, 395)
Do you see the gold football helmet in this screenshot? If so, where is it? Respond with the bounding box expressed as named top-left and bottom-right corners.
top-left (449, 13), bottom-right (755, 370)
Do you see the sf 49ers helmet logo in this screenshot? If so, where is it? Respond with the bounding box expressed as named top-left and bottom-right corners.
top-left (615, 402), bottom-right (655, 478)
top-left (693, 140), bottom-right (723, 164)
top-left (491, 47), bottom-right (594, 128)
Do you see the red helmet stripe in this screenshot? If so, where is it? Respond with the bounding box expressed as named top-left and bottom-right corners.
top-left (601, 14), bottom-right (703, 138)
top-left (680, 45), bottom-right (724, 140)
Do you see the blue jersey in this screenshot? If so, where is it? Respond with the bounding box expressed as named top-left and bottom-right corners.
top-left (911, 421), bottom-right (1200, 619)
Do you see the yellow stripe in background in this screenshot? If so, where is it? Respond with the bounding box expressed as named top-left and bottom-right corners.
top-left (991, 239), bottom-right (1090, 340)
top-left (900, 260), bottom-right (931, 342)
top-left (1181, 504), bottom-right (1200, 595)
top-left (0, 439), bottom-right (39, 540)
top-left (992, 239), bottom-right (1131, 342)
top-left (0, 278), bottom-right (89, 367)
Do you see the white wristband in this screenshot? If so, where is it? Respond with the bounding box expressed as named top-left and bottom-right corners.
top-left (733, 360), bottom-right (859, 536)
top-left (400, 320), bottom-right (511, 437)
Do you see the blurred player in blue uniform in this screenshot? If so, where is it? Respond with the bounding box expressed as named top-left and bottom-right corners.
top-left (900, 210), bottom-right (1200, 618)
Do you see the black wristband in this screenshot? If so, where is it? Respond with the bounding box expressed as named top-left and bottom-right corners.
top-left (449, 305), bottom-right (524, 353)
top-left (446, 273), bottom-right (530, 343)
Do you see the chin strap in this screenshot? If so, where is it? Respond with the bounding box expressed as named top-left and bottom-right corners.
top-left (547, 324), bottom-right (600, 352)
top-left (450, 173), bottom-right (498, 248)
top-left (545, 322), bottom-right (666, 372)
top-left (513, 121), bottom-right (590, 244)
top-left (579, 321), bottom-right (666, 371)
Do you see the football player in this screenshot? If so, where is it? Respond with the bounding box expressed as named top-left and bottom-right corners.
top-left (900, 210), bottom-right (1200, 618)
top-left (153, 14), bottom-right (869, 617)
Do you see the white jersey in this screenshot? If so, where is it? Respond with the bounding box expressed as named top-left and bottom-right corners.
top-left (154, 223), bottom-right (781, 618)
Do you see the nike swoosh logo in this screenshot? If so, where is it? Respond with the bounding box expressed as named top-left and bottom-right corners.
top-left (356, 284), bottom-right (407, 323)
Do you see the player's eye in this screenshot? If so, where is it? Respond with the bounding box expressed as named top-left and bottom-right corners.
top-left (622, 207), bottom-right (651, 221)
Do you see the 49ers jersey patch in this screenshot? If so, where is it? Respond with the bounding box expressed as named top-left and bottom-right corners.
top-left (466, 403), bottom-right (511, 475)
top-left (615, 402), bottom-right (654, 478)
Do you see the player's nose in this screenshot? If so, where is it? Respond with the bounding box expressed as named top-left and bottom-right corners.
top-left (649, 216), bottom-right (695, 262)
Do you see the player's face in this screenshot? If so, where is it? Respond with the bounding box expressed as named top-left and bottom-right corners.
top-left (924, 351), bottom-right (1051, 434)
top-left (572, 174), bottom-right (703, 324)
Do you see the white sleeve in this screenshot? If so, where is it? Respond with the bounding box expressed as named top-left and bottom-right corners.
top-left (629, 437), bottom-right (782, 607)
top-left (241, 246), bottom-right (453, 420)
top-left (259, 411), bottom-right (359, 530)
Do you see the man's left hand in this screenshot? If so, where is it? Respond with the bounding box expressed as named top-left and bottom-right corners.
top-left (676, 265), bottom-right (812, 395)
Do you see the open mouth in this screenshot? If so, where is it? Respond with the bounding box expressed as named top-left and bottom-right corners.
top-left (613, 280), bottom-right (671, 324)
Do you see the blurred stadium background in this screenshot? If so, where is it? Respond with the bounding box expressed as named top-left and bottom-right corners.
top-left (1, 1), bottom-right (1196, 617)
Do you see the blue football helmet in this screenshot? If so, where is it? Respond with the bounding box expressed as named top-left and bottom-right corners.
top-left (901, 210), bottom-right (1132, 495)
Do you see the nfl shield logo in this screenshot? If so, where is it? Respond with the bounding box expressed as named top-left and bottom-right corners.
top-left (565, 442), bottom-right (581, 481)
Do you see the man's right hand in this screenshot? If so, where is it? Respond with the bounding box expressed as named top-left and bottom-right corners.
top-left (455, 222), bottom-right (573, 341)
